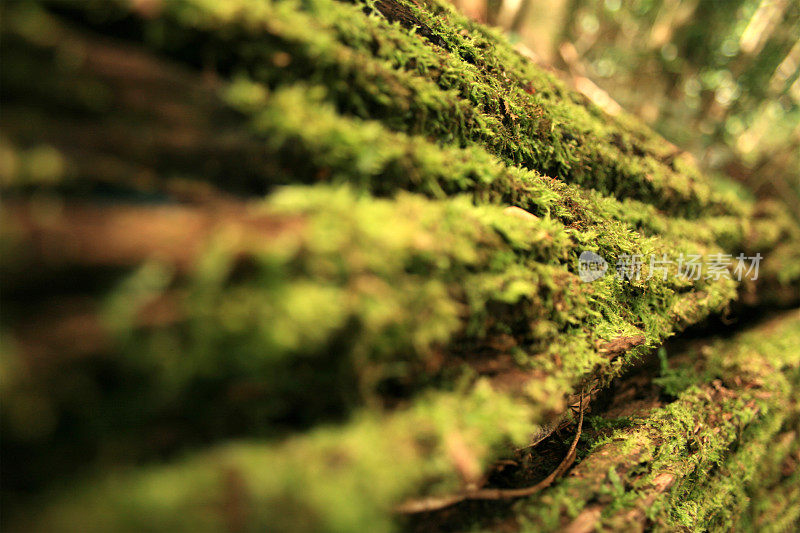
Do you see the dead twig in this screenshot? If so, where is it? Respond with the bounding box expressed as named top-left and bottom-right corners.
top-left (395, 391), bottom-right (586, 514)
top-left (518, 386), bottom-right (594, 452)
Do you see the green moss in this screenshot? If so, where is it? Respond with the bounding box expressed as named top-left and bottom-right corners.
top-left (1, 0), bottom-right (799, 530)
top-left (21, 0), bottom-right (747, 216)
top-left (517, 310), bottom-right (800, 532)
top-left (3, 184), bottom-right (735, 496)
top-left (19, 381), bottom-right (539, 533)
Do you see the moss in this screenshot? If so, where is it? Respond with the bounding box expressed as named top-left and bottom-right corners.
top-left (2, 184), bottom-right (734, 497)
top-left (16, 382), bottom-right (540, 533)
top-left (738, 424), bottom-right (800, 532)
top-left (21, 0), bottom-right (747, 216)
top-left (516, 310), bottom-right (800, 532)
top-left (1, 0), bottom-right (799, 530)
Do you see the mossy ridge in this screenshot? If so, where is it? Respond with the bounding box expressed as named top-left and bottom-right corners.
top-left (1, 5), bottom-right (750, 502)
top-left (229, 78), bottom-right (799, 294)
top-left (737, 425), bottom-right (800, 533)
top-left (323, 0), bottom-right (727, 215)
top-left (15, 310), bottom-right (800, 533)
top-left (224, 80), bottom-right (743, 251)
top-left (1, 190), bottom-right (573, 486)
top-left (38, 0), bottom-right (743, 217)
top-left (376, 0), bottom-right (740, 212)
top-left (11, 382), bottom-right (539, 533)
top-left (1, 5), bottom-right (744, 388)
top-left (0, 15), bottom-right (278, 198)
top-left (2, 183), bottom-right (738, 503)
top-left (650, 412), bottom-right (788, 532)
top-left (513, 310), bottom-right (800, 532)
top-left (514, 390), bottom-right (774, 531)
top-left (650, 363), bottom-right (800, 530)
top-left (4, 3), bottom-right (797, 286)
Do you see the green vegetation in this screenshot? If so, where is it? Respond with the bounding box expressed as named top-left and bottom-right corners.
top-left (1, 0), bottom-right (798, 531)
top-left (518, 310), bottom-right (800, 531)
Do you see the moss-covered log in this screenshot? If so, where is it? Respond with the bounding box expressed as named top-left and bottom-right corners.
top-left (515, 310), bottom-right (800, 532)
top-left (1, 0), bottom-right (799, 531)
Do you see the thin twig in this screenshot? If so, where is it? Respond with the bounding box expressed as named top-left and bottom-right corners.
top-left (395, 391), bottom-right (586, 514)
top-left (517, 386), bottom-right (593, 453)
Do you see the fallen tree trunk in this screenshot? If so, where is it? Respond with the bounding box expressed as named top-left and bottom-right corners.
top-left (1, 0), bottom-right (798, 531)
